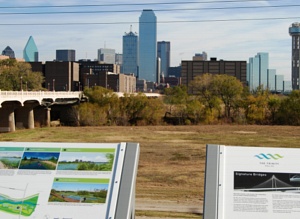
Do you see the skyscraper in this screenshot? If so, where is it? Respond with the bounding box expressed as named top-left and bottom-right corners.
top-left (23, 36), bottom-right (38, 62)
top-left (289, 22), bottom-right (300, 90)
top-left (157, 41), bottom-right (170, 77)
top-left (247, 52), bottom-right (269, 90)
top-left (139, 9), bottom-right (157, 82)
top-left (98, 48), bottom-right (115, 64)
top-left (2, 46), bottom-right (15, 58)
top-left (56, 49), bottom-right (76, 61)
top-left (123, 26), bottom-right (138, 77)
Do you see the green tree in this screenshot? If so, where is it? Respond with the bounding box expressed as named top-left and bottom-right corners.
top-left (190, 74), bottom-right (221, 123)
top-left (190, 74), bottom-right (220, 113)
top-left (185, 97), bottom-right (205, 124)
top-left (267, 94), bottom-right (281, 124)
top-left (163, 86), bottom-right (189, 124)
top-left (120, 93), bottom-right (149, 125)
top-left (138, 97), bottom-right (164, 125)
top-left (83, 86), bottom-right (120, 125)
top-left (277, 90), bottom-right (300, 125)
top-left (212, 74), bottom-right (243, 119)
top-left (0, 59), bottom-right (44, 91)
top-left (242, 87), bottom-right (270, 124)
top-left (78, 102), bottom-right (107, 126)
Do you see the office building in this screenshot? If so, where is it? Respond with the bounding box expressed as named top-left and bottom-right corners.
top-left (56, 50), bottom-right (76, 61)
top-left (136, 79), bottom-right (147, 92)
top-left (98, 48), bottom-right (115, 64)
top-left (247, 52), bottom-right (269, 91)
top-left (275, 75), bottom-right (284, 92)
top-left (2, 46), bottom-right (15, 58)
top-left (115, 53), bottom-right (123, 66)
top-left (193, 52), bottom-right (207, 61)
top-left (82, 72), bottom-right (136, 93)
top-left (181, 58), bottom-right (247, 93)
top-left (122, 27), bottom-right (138, 77)
top-left (139, 9), bottom-right (157, 82)
top-left (78, 60), bottom-right (120, 75)
top-left (283, 81), bottom-right (293, 93)
top-left (44, 61), bottom-right (79, 91)
top-left (289, 22), bottom-right (300, 90)
top-left (168, 66), bottom-right (181, 78)
top-left (157, 41), bottom-right (170, 77)
top-left (23, 36), bottom-right (39, 62)
top-left (267, 69), bottom-right (276, 92)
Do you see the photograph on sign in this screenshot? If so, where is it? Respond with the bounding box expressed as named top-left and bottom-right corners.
top-left (0, 142), bottom-right (127, 219)
top-left (234, 171), bottom-right (300, 192)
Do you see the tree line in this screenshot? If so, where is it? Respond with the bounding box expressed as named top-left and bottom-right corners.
top-left (0, 60), bottom-right (298, 126)
top-left (79, 74), bottom-right (300, 126)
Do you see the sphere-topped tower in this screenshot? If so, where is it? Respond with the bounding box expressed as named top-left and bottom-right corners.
top-left (289, 22), bottom-right (300, 90)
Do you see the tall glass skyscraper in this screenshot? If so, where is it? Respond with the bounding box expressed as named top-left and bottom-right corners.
top-left (139, 9), bottom-right (157, 82)
top-left (247, 52), bottom-right (269, 91)
top-left (23, 36), bottom-right (38, 62)
top-left (123, 27), bottom-right (138, 77)
top-left (157, 41), bottom-right (170, 77)
top-left (289, 22), bottom-right (300, 90)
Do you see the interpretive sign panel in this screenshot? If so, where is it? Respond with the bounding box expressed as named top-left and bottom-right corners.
top-left (0, 142), bottom-right (139, 219)
top-left (203, 145), bottom-right (300, 219)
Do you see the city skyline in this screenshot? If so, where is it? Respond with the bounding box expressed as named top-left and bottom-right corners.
top-left (0, 0), bottom-right (298, 80)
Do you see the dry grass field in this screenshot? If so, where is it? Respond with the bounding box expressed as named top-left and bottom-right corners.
top-left (1, 125), bottom-right (300, 218)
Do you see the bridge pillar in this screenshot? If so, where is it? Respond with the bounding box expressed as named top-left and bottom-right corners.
top-left (15, 103), bottom-right (39, 129)
top-left (46, 107), bottom-right (51, 127)
top-left (0, 102), bottom-right (20, 132)
top-left (33, 106), bottom-right (52, 127)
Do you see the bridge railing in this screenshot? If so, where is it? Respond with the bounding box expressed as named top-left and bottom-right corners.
top-left (0, 90), bottom-right (83, 106)
top-left (0, 90), bottom-right (82, 98)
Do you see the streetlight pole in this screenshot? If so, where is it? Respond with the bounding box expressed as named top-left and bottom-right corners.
top-left (20, 76), bottom-right (23, 91)
top-left (53, 79), bottom-right (55, 91)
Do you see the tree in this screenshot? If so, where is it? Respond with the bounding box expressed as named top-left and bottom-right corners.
top-left (190, 74), bottom-right (220, 113)
top-left (277, 90), bottom-right (300, 125)
top-left (267, 94), bottom-right (281, 124)
top-left (190, 74), bottom-right (221, 123)
top-left (83, 86), bottom-right (120, 125)
top-left (119, 93), bottom-right (149, 125)
top-left (242, 87), bottom-right (270, 124)
top-left (0, 59), bottom-right (44, 91)
top-left (163, 86), bottom-right (189, 124)
top-left (212, 74), bottom-right (243, 119)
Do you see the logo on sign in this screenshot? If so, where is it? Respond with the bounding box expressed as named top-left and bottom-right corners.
top-left (255, 153), bottom-right (283, 160)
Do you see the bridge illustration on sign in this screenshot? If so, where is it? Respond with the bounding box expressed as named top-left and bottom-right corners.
top-left (239, 175), bottom-right (300, 192)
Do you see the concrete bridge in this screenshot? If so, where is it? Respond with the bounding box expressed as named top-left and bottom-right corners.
top-left (0, 91), bottom-right (83, 132)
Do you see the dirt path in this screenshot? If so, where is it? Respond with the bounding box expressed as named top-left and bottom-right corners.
top-left (135, 198), bottom-right (202, 219)
top-left (136, 198), bottom-right (202, 214)
top-left (41, 160), bottom-right (57, 167)
top-left (0, 161), bottom-right (6, 169)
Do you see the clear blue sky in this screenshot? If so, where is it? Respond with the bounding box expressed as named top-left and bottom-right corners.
top-left (1, 0), bottom-right (299, 80)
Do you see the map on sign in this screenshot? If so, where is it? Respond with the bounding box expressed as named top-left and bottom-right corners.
top-left (0, 142), bottom-right (126, 219)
